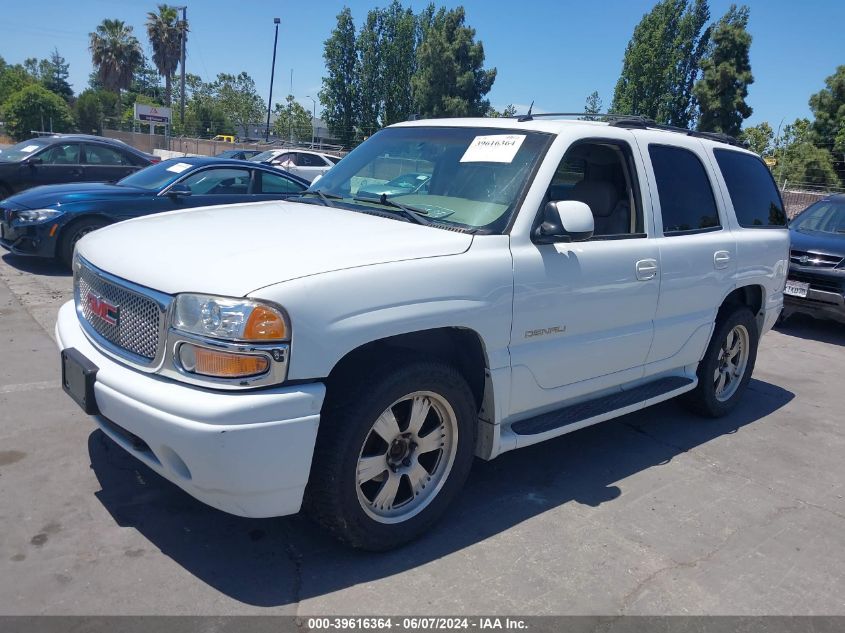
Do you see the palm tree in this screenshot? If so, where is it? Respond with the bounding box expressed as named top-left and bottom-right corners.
top-left (146, 4), bottom-right (187, 107)
top-left (89, 19), bottom-right (143, 99)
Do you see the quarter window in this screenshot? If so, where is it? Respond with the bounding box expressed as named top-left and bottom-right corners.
top-left (259, 171), bottom-right (306, 194)
top-left (649, 145), bottom-right (720, 234)
top-left (714, 149), bottom-right (786, 227)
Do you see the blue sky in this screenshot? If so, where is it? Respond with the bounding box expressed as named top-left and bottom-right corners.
top-left (1, 0), bottom-right (840, 128)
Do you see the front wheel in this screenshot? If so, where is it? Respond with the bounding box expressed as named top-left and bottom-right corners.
top-left (683, 306), bottom-right (759, 418)
top-left (305, 360), bottom-right (477, 550)
top-left (58, 219), bottom-right (109, 268)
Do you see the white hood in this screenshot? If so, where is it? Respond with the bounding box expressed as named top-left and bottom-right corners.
top-left (77, 200), bottom-right (473, 296)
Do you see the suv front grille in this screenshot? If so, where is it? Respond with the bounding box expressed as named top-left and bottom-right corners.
top-left (790, 249), bottom-right (843, 269)
top-left (74, 260), bottom-right (165, 363)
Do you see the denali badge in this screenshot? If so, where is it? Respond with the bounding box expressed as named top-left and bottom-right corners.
top-left (86, 292), bottom-right (120, 327)
top-left (524, 326), bottom-right (565, 338)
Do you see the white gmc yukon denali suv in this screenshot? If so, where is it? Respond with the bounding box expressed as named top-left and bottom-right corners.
top-left (56, 116), bottom-right (790, 550)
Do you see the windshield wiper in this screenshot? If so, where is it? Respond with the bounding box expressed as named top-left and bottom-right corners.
top-left (352, 193), bottom-right (433, 226)
top-left (297, 189), bottom-right (342, 207)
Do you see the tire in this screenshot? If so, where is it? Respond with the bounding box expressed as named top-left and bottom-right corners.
top-left (305, 359), bottom-right (477, 551)
top-left (58, 218), bottom-right (109, 269)
top-left (683, 306), bottom-right (759, 418)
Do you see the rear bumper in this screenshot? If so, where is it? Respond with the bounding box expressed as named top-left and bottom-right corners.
top-left (56, 300), bottom-right (325, 518)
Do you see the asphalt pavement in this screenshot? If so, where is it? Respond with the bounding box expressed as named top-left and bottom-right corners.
top-left (0, 251), bottom-right (843, 616)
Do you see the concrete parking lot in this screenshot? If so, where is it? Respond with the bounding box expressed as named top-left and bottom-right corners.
top-left (0, 251), bottom-right (843, 616)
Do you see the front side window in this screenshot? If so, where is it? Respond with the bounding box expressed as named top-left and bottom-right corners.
top-left (38, 143), bottom-right (81, 165)
top-left (179, 168), bottom-right (251, 195)
top-left (548, 141), bottom-right (644, 237)
top-left (714, 149), bottom-right (786, 228)
top-left (649, 145), bottom-right (720, 234)
top-left (312, 126), bottom-right (552, 233)
top-left (298, 153), bottom-right (326, 167)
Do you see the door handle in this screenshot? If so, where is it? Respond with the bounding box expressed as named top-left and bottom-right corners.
top-left (70, 168), bottom-right (83, 177)
top-left (635, 258), bottom-right (659, 281)
top-left (714, 250), bottom-right (731, 270)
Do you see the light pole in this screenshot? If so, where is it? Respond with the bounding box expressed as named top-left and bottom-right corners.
top-left (174, 6), bottom-right (187, 125)
top-left (265, 17), bottom-right (281, 142)
top-left (306, 95), bottom-right (316, 148)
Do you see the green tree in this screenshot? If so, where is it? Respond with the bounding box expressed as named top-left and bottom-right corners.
top-left (321, 7), bottom-right (358, 147)
top-left (272, 95), bottom-right (313, 142)
top-left (89, 19), bottom-right (143, 98)
top-left (355, 8), bottom-right (382, 137)
top-left (75, 89), bottom-right (104, 134)
top-left (694, 4), bottom-right (753, 136)
top-left (146, 4), bottom-right (187, 107)
top-left (739, 121), bottom-right (773, 156)
top-left (584, 91), bottom-right (603, 119)
top-left (774, 118), bottom-right (838, 188)
top-left (212, 72), bottom-right (265, 136)
top-left (486, 104), bottom-right (517, 118)
top-left (3, 84), bottom-right (75, 139)
top-left (412, 6), bottom-right (496, 118)
top-left (611, 0), bottom-right (711, 126)
top-left (379, 0), bottom-right (417, 125)
top-left (0, 57), bottom-right (35, 107)
top-left (808, 65), bottom-right (845, 183)
top-left (39, 49), bottom-right (73, 102)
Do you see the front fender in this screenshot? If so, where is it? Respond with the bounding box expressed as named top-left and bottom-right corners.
top-left (248, 236), bottom-right (515, 381)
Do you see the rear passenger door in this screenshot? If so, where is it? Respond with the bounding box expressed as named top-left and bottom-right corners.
top-left (82, 143), bottom-right (139, 182)
top-left (637, 137), bottom-right (737, 372)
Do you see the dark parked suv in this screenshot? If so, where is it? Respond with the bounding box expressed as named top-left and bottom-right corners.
top-left (783, 194), bottom-right (845, 324)
top-left (0, 135), bottom-right (156, 197)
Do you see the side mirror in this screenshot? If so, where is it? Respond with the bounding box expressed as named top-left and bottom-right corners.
top-left (167, 183), bottom-right (192, 197)
top-left (534, 200), bottom-right (594, 244)
top-left (311, 174), bottom-right (323, 185)
top-left (24, 157), bottom-right (43, 167)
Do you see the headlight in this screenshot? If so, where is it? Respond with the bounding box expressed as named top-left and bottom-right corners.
top-left (172, 293), bottom-right (289, 342)
top-left (14, 208), bottom-right (63, 224)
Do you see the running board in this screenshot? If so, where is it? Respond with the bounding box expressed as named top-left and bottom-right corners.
top-left (511, 376), bottom-right (695, 437)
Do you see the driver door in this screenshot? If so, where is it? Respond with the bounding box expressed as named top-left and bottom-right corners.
top-left (21, 142), bottom-right (83, 189)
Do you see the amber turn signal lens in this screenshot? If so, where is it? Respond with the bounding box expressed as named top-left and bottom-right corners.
top-left (243, 305), bottom-right (287, 340)
top-left (179, 344), bottom-right (269, 378)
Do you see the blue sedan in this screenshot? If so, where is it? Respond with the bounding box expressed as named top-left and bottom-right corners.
top-left (0, 157), bottom-right (309, 266)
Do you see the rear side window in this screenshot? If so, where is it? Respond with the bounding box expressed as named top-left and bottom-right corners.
top-left (649, 145), bottom-right (720, 234)
top-left (714, 149), bottom-right (786, 227)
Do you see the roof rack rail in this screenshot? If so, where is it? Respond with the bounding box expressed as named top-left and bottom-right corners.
top-left (510, 110), bottom-right (745, 147)
top-left (513, 112), bottom-right (646, 123)
top-left (610, 117), bottom-right (744, 147)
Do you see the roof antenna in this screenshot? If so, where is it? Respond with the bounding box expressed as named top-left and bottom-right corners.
top-left (517, 100), bottom-right (534, 122)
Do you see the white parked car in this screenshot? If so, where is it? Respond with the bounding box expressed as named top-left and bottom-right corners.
top-left (249, 148), bottom-right (340, 182)
top-left (57, 116), bottom-right (789, 550)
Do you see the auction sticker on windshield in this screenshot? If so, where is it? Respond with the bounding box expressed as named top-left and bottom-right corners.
top-left (167, 162), bottom-right (192, 173)
top-left (21, 145), bottom-right (40, 153)
top-left (460, 134), bottom-right (526, 163)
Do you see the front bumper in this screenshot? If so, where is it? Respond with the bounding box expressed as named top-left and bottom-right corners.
top-left (784, 267), bottom-right (845, 324)
top-left (0, 219), bottom-right (57, 258)
top-left (56, 300), bottom-right (326, 518)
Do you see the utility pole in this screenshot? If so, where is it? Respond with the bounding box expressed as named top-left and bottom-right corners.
top-left (177, 5), bottom-right (187, 125)
top-left (288, 69), bottom-right (293, 143)
top-left (265, 17), bottom-right (280, 142)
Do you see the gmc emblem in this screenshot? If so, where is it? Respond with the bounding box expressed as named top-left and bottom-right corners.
top-left (86, 292), bottom-right (120, 327)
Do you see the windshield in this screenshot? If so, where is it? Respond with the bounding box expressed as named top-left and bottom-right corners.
top-left (791, 200), bottom-right (845, 234)
top-left (249, 150), bottom-right (279, 162)
top-left (117, 160), bottom-right (193, 190)
top-left (310, 126), bottom-right (552, 233)
top-left (0, 139), bottom-right (50, 162)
